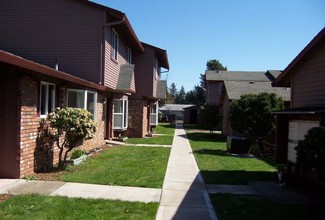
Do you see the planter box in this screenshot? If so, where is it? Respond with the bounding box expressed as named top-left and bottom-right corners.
top-left (67, 154), bottom-right (87, 166)
top-left (227, 136), bottom-right (250, 154)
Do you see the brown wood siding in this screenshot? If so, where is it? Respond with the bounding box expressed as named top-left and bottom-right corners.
top-left (207, 81), bottom-right (221, 105)
top-left (132, 46), bottom-right (155, 99)
top-left (104, 28), bottom-right (129, 89)
top-left (292, 45), bottom-right (325, 108)
top-left (222, 93), bottom-right (231, 136)
top-left (0, 0), bottom-right (105, 84)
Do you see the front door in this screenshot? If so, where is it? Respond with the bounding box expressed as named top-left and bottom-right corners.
top-left (0, 71), bottom-right (19, 178)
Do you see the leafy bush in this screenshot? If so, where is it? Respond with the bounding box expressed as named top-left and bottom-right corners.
top-left (47, 107), bottom-right (96, 168)
top-left (296, 127), bottom-right (325, 174)
top-left (198, 105), bottom-right (220, 130)
top-left (229, 93), bottom-right (284, 150)
top-left (70, 149), bottom-right (86, 159)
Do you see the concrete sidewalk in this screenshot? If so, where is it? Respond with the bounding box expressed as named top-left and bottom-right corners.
top-left (156, 125), bottom-right (217, 220)
top-left (0, 179), bottom-right (161, 203)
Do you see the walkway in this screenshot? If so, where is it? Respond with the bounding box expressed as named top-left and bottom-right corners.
top-left (0, 179), bottom-right (160, 203)
top-left (156, 125), bottom-right (217, 220)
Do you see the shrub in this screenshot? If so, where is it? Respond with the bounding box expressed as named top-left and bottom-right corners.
top-left (229, 93), bottom-right (284, 151)
top-left (47, 107), bottom-right (96, 168)
top-left (198, 105), bottom-right (220, 130)
top-left (70, 149), bottom-right (86, 159)
top-left (296, 127), bottom-right (325, 174)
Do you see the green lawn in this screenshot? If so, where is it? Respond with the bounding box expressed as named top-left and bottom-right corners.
top-left (153, 123), bottom-right (175, 135)
top-left (0, 194), bottom-right (158, 220)
top-left (210, 194), bottom-right (312, 220)
top-left (125, 136), bottom-right (173, 145)
top-left (61, 146), bottom-right (170, 188)
top-left (125, 123), bottom-right (175, 145)
top-left (185, 131), bottom-right (277, 184)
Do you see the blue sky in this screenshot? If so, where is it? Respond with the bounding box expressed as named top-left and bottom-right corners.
top-left (93, 0), bottom-right (325, 92)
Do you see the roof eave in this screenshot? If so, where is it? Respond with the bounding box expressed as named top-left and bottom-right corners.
top-left (0, 50), bottom-right (106, 92)
top-left (274, 27), bottom-right (325, 86)
top-left (141, 42), bottom-right (169, 69)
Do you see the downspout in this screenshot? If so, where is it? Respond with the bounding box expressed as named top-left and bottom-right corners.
top-left (99, 14), bottom-right (126, 86)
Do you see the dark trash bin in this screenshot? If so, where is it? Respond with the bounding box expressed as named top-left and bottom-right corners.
top-left (227, 136), bottom-right (250, 154)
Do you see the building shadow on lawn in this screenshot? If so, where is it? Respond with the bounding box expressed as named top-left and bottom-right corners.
top-left (201, 170), bottom-right (277, 185)
top-left (181, 132), bottom-right (226, 143)
top-left (193, 149), bottom-right (231, 157)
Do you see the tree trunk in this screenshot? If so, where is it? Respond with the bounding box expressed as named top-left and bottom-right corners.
top-left (63, 146), bottom-right (75, 166)
top-left (58, 147), bottom-right (64, 168)
top-left (256, 137), bottom-right (264, 153)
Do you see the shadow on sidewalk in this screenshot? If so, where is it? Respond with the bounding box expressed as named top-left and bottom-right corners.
top-left (160, 173), bottom-right (216, 220)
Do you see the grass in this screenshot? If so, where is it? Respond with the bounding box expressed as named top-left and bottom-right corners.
top-left (153, 123), bottom-right (175, 135)
top-left (125, 123), bottom-right (175, 145)
top-left (185, 131), bottom-right (277, 184)
top-left (61, 146), bottom-right (170, 188)
top-left (125, 136), bottom-right (173, 145)
top-left (210, 194), bottom-right (313, 220)
top-left (0, 194), bottom-right (158, 220)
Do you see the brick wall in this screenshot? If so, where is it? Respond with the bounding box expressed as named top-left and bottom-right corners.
top-left (126, 99), bottom-right (148, 138)
top-left (19, 76), bottom-right (106, 178)
top-left (19, 75), bottom-right (40, 177)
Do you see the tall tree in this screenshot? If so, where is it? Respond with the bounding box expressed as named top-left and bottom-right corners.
top-left (163, 83), bottom-right (177, 104)
top-left (175, 86), bottom-right (186, 104)
top-left (200, 59), bottom-right (228, 89)
top-left (206, 59), bottom-right (227, 71)
top-left (185, 85), bottom-right (205, 106)
top-left (169, 83), bottom-right (178, 101)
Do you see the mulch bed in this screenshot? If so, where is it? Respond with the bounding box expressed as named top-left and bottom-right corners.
top-left (0, 194), bottom-right (14, 203)
top-left (33, 144), bottom-right (112, 181)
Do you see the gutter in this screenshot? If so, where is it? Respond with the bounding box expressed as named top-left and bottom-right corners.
top-left (99, 14), bottom-right (126, 86)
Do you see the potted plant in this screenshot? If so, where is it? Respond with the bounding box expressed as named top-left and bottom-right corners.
top-left (67, 149), bottom-right (87, 165)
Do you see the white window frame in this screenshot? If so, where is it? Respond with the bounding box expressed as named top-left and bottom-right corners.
top-left (39, 81), bottom-right (56, 118)
top-left (111, 28), bottom-right (119, 61)
top-left (113, 99), bottom-right (128, 130)
top-left (150, 102), bottom-right (159, 126)
top-left (127, 47), bottom-right (132, 64)
top-left (67, 89), bottom-right (97, 118)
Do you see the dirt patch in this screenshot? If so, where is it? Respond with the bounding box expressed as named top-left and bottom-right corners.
top-left (0, 194), bottom-right (14, 203)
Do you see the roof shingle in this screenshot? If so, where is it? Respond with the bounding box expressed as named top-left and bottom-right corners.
top-left (224, 81), bottom-right (290, 101)
top-left (206, 71), bottom-right (269, 82)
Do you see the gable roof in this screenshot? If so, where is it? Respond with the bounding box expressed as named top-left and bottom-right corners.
top-left (142, 42), bottom-right (170, 70)
top-left (274, 27), bottom-right (325, 87)
top-left (266, 70), bottom-right (282, 80)
top-left (224, 81), bottom-right (290, 101)
top-left (206, 71), bottom-right (269, 82)
top-left (0, 50), bottom-right (106, 91)
top-left (76, 0), bottom-right (144, 53)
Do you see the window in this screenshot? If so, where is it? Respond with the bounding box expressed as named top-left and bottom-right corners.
top-left (127, 47), bottom-right (132, 64)
top-left (111, 29), bottom-right (119, 60)
top-left (218, 83), bottom-right (223, 95)
top-left (40, 82), bottom-right (56, 117)
top-left (113, 99), bottom-right (128, 129)
top-left (150, 102), bottom-right (158, 126)
top-left (67, 89), bottom-right (97, 118)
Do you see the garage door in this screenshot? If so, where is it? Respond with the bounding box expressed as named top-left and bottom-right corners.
top-left (288, 120), bottom-right (319, 163)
